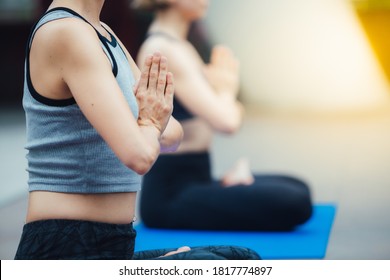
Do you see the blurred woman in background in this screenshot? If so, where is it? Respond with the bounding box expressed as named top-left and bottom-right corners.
top-left (134, 0), bottom-right (313, 231)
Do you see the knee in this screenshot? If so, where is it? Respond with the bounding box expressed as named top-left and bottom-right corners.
top-left (242, 247), bottom-right (262, 260)
top-left (286, 190), bottom-right (313, 225)
top-left (204, 245), bottom-right (262, 260)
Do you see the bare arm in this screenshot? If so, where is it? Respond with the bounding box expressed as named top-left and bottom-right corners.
top-left (47, 20), bottom-right (174, 174)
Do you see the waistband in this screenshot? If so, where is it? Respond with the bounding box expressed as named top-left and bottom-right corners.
top-left (23, 219), bottom-right (135, 232)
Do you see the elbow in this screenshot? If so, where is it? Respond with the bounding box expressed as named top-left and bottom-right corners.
top-left (123, 149), bottom-right (159, 175)
top-left (131, 162), bottom-right (152, 176)
top-left (221, 121), bottom-right (241, 135)
top-left (216, 118), bottom-right (242, 135)
top-left (212, 105), bottom-right (243, 134)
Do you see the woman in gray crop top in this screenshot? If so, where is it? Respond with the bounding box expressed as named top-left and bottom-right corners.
top-left (14, 0), bottom-right (260, 260)
top-left (134, 0), bottom-right (313, 231)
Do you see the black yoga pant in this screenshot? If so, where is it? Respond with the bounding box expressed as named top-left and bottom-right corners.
top-left (141, 152), bottom-right (313, 231)
top-left (14, 219), bottom-right (260, 260)
top-left (134, 246), bottom-right (260, 260)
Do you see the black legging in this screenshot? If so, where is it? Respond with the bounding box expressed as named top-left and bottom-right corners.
top-left (134, 246), bottom-right (260, 260)
top-left (14, 219), bottom-right (260, 260)
top-left (141, 152), bottom-right (313, 231)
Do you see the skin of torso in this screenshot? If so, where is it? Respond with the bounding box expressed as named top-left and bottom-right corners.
top-left (175, 118), bottom-right (213, 153)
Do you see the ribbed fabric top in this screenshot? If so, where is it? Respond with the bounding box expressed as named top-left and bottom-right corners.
top-left (23, 8), bottom-right (141, 193)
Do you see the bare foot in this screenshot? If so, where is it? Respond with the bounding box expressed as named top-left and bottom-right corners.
top-left (221, 158), bottom-right (255, 187)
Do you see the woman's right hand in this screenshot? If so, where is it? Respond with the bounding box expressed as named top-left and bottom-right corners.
top-left (204, 45), bottom-right (240, 97)
top-left (135, 52), bottom-right (174, 136)
top-left (160, 246), bottom-right (191, 257)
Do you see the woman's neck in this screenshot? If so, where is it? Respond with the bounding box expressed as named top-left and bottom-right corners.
top-left (49, 0), bottom-right (105, 27)
top-left (149, 9), bottom-right (192, 41)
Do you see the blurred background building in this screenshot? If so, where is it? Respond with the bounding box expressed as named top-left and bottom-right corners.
top-left (2, 0), bottom-right (390, 112)
top-left (205, 0), bottom-right (390, 112)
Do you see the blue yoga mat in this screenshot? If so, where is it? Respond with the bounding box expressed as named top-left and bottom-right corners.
top-left (134, 203), bottom-right (337, 259)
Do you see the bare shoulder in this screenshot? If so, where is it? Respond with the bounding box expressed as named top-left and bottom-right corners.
top-left (33, 17), bottom-right (101, 60)
top-left (138, 36), bottom-right (198, 72)
top-left (140, 36), bottom-right (183, 56)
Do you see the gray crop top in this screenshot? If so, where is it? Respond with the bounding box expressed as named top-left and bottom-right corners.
top-left (23, 8), bottom-right (141, 193)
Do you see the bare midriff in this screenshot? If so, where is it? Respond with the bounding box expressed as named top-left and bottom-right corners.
top-left (26, 191), bottom-right (137, 224)
top-left (173, 118), bottom-right (213, 154)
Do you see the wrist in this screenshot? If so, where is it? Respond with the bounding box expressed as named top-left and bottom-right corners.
top-left (138, 121), bottom-right (162, 140)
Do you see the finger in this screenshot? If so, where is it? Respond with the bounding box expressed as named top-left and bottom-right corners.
top-left (210, 46), bottom-right (220, 65)
top-left (219, 46), bottom-right (233, 68)
top-left (215, 45), bottom-right (235, 68)
top-left (138, 54), bottom-right (153, 91)
top-left (177, 246), bottom-right (191, 252)
top-left (148, 52), bottom-right (161, 93)
top-left (222, 45), bottom-right (233, 57)
top-left (133, 80), bottom-right (140, 95)
top-left (164, 72), bottom-right (174, 103)
top-left (156, 56), bottom-right (168, 96)
top-left (227, 56), bottom-right (239, 72)
top-left (212, 45), bottom-right (225, 66)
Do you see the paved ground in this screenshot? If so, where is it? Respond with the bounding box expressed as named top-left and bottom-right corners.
top-left (1, 106), bottom-right (390, 259)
